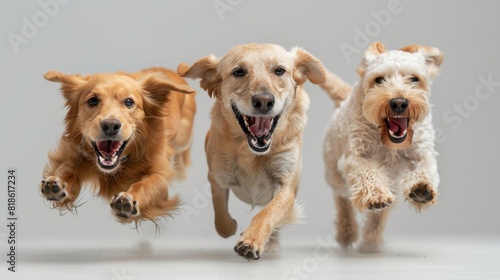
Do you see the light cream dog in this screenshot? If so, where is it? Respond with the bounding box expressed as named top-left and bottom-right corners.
top-left (322, 42), bottom-right (443, 252)
top-left (178, 43), bottom-right (326, 259)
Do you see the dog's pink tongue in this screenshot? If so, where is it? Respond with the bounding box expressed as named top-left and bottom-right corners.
top-left (97, 140), bottom-right (121, 156)
top-left (249, 117), bottom-right (272, 138)
top-left (388, 118), bottom-right (408, 135)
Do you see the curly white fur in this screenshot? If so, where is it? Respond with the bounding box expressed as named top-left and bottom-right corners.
top-left (322, 42), bottom-right (443, 252)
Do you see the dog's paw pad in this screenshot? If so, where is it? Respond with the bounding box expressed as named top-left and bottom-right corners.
top-left (352, 186), bottom-right (395, 212)
top-left (234, 241), bottom-right (261, 260)
top-left (409, 183), bottom-right (436, 203)
top-left (110, 192), bottom-right (140, 220)
top-left (366, 192), bottom-right (394, 211)
top-left (40, 176), bottom-right (67, 202)
top-left (368, 200), bottom-right (392, 210)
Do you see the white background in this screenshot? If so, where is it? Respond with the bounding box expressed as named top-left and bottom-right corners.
top-left (1, 1), bottom-right (499, 279)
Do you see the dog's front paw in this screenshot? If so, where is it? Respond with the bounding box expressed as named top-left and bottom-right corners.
top-left (351, 187), bottom-right (395, 211)
top-left (40, 176), bottom-right (68, 202)
top-left (405, 182), bottom-right (438, 212)
top-left (234, 232), bottom-right (264, 260)
top-left (367, 195), bottom-right (393, 210)
top-left (110, 192), bottom-right (140, 222)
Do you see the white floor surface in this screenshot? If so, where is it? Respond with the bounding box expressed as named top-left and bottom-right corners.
top-left (3, 237), bottom-right (499, 280)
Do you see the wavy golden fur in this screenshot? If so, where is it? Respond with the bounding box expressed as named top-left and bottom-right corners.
top-left (40, 67), bottom-right (196, 224)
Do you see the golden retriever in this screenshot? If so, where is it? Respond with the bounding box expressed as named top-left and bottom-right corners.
top-left (178, 43), bottom-right (326, 259)
top-left (40, 67), bottom-right (196, 224)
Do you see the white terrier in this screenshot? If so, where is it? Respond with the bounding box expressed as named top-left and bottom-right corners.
top-left (322, 42), bottom-right (444, 252)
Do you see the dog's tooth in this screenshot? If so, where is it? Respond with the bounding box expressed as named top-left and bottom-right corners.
top-left (388, 129), bottom-right (407, 139)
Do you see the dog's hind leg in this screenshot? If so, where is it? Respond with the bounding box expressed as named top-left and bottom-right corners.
top-left (264, 229), bottom-right (281, 253)
top-left (209, 174), bottom-right (237, 238)
top-left (325, 154), bottom-right (358, 248)
top-left (334, 195), bottom-right (358, 248)
top-left (172, 94), bottom-right (196, 180)
top-left (172, 138), bottom-right (192, 181)
top-left (358, 207), bottom-right (392, 253)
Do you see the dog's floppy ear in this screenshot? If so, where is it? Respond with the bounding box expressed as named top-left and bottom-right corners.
top-left (44, 70), bottom-right (87, 105)
top-left (177, 55), bottom-right (220, 98)
top-left (292, 47), bottom-right (326, 85)
top-left (356, 42), bottom-right (386, 77)
top-left (141, 74), bottom-right (195, 115)
top-left (142, 74), bottom-right (195, 95)
top-left (400, 44), bottom-right (444, 78)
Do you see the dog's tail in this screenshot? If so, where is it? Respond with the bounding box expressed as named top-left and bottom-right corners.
top-left (280, 202), bottom-right (305, 226)
top-left (319, 69), bottom-right (353, 107)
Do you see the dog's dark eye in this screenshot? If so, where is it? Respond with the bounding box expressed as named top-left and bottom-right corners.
top-left (274, 67), bottom-right (286, 76)
top-left (124, 98), bottom-right (135, 107)
top-left (87, 97), bottom-right (99, 107)
top-left (232, 69), bottom-right (246, 77)
top-left (374, 77), bottom-right (384, 84)
top-left (409, 76), bottom-right (419, 83)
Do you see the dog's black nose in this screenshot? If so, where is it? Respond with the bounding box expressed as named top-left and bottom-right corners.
top-left (101, 118), bottom-right (121, 136)
top-left (252, 93), bottom-right (275, 113)
top-left (389, 98), bottom-right (409, 114)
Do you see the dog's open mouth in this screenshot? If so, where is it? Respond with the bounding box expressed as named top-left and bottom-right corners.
top-left (386, 116), bottom-right (408, 144)
top-left (92, 140), bottom-right (128, 170)
top-left (232, 105), bottom-right (280, 154)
